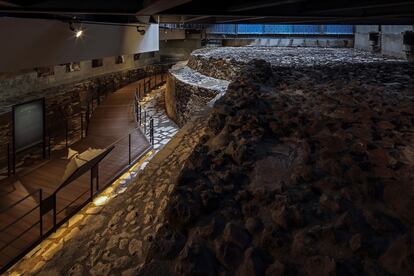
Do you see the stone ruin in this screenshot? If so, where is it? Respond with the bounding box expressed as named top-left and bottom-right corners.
top-left (142, 49), bottom-right (414, 275)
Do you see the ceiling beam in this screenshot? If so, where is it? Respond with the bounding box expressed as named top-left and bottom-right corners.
top-left (183, 15), bottom-right (210, 22)
top-left (228, 0), bottom-right (306, 12)
top-left (306, 1), bottom-right (414, 14)
top-left (0, 0), bottom-right (19, 7)
top-left (217, 16), bottom-right (268, 23)
top-left (274, 12), bottom-right (414, 24)
top-left (137, 0), bottom-right (192, 15)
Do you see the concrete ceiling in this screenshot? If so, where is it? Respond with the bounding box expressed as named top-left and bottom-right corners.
top-left (0, 0), bottom-right (413, 24)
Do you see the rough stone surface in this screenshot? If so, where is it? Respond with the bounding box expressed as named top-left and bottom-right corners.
top-left (142, 56), bottom-right (414, 275)
top-left (6, 47), bottom-right (414, 276)
top-left (188, 47), bottom-right (404, 81)
top-left (166, 63), bottom-right (229, 127)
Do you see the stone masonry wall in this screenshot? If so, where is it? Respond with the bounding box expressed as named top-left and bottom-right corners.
top-left (166, 74), bottom-right (217, 127)
top-left (165, 65), bottom-right (229, 128)
top-left (0, 64), bottom-right (171, 172)
top-left (0, 53), bottom-right (160, 99)
top-left (187, 55), bottom-right (243, 82)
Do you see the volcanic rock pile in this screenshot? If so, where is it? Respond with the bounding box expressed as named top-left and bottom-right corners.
top-left (142, 59), bottom-right (414, 275)
top-left (188, 47), bottom-right (404, 82)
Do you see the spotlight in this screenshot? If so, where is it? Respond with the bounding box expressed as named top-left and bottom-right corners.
top-left (69, 21), bottom-right (84, 38)
top-left (75, 29), bottom-right (83, 38)
top-left (137, 26), bottom-right (146, 36)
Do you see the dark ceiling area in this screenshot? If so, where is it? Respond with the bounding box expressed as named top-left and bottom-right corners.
top-left (0, 0), bottom-right (413, 25)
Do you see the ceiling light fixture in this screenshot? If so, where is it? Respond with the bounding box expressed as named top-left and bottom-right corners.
top-left (75, 29), bottom-right (83, 38)
top-left (69, 21), bottom-right (84, 38)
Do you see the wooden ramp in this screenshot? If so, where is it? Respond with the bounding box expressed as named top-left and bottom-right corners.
top-left (0, 77), bottom-right (155, 269)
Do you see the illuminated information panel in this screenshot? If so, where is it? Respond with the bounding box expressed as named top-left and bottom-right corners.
top-left (13, 99), bottom-right (44, 152)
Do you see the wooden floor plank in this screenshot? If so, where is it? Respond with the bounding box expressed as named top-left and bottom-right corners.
top-left (0, 76), bottom-right (159, 268)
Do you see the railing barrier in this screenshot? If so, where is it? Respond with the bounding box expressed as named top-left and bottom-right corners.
top-left (0, 68), bottom-right (173, 273)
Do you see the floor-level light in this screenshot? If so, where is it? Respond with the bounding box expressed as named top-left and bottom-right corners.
top-left (93, 195), bottom-right (109, 206)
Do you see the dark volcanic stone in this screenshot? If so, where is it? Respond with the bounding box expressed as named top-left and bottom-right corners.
top-left (214, 239), bottom-right (243, 270)
top-left (237, 247), bottom-right (267, 276)
top-left (223, 222), bottom-right (251, 250)
top-left (175, 237), bottom-right (219, 276)
top-left (141, 56), bottom-right (414, 276)
top-left (165, 194), bottom-right (201, 229)
top-left (146, 225), bottom-right (186, 261)
top-left (245, 217), bottom-right (263, 235)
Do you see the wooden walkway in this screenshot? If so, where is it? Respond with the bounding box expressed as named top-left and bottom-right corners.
top-left (0, 76), bottom-right (156, 268)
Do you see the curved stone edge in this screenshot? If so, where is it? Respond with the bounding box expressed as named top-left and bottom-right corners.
top-left (187, 54), bottom-right (244, 82)
top-left (165, 65), bottom-right (229, 127)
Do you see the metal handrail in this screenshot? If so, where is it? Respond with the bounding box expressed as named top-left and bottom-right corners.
top-left (0, 189), bottom-right (40, 214)
top-left (0, 204), bottom-right (40, 233)
top-left (0, 70), bottom-right (170, 273)
top-left (0, 189), bottom-right (42, 258)
top-left (0, 221), bottom-right (40, 253)
top-left (106, 127), bottom-right (141, 150)
top-left (56, 189), bottom-right (90, 217)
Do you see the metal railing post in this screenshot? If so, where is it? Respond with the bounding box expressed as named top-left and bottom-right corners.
top-left (144, 110), bottom-right (147, 135)
top-left (7, 143), bottom-right (10, 177)
top-left (39, 189), bottom-right (43, 237)
top-left (96, 165), bottom-right (99, 191)
top-left (150, 117), bottom-right (154, 146)
top-left (48, 136), bottom-right (52, 159)
top-left (90, 169), bottom-right (94, 200)
top-left (128, 133), bottom-right (132, 165)
top-left (81, 113), bottom-right (84, 139)
top-left (139, 105), bottom-right (142, 125)
top-left (136, 102), bottom-right (139, 122)
top-left (52, 194), bottom-right (57, 229)
top-left (12, 141), bottom-right (15, 175)
top-left (65, 120), bottom-right (69, 148)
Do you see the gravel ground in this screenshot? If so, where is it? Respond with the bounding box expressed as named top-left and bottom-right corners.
top-left (192, 47), bottom-right (404, 67)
